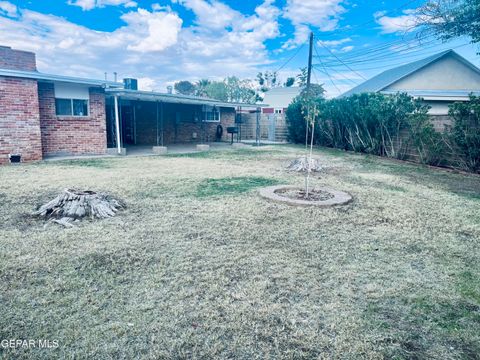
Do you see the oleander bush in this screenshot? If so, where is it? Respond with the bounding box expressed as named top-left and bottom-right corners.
top-left (286, 92), bottom-right (480, 173)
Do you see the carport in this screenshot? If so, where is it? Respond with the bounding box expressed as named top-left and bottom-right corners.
top-left (105, 89), bottom-right (262, 154)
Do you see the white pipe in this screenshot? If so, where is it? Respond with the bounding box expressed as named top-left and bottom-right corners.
top-left (114, 95), bottom-right (122, 155)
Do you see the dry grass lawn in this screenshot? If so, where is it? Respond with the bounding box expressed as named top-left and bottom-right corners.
top-left (0, 145), bottom-right (479, 359)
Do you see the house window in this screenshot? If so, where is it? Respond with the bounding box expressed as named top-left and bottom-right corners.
top-left (274, 108), bottom-right (283, 114)
top-left (204, 105), bottom-right (220, 122)
top-left (55, 98), bottom-right (89, 116)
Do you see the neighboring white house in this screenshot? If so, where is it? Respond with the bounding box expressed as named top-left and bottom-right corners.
top-left (262, 87), bottom-right (301, 114)
top-left (341, 50), bottom-right (480, 116)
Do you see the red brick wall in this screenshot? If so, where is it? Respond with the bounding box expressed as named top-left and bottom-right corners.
top-left (0, 76), bottom-right (42, 164)
top-left (128, 102), bottom-right (236, 145)
top-left (38, 82), bottom-right (107, 156)
top-left (0, 46), bottom-right (36, 71)
top-left (164, 107), bottom-right (235, 143)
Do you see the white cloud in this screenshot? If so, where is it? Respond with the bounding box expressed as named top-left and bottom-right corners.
top-left (283, 0), bottom-right (346, 48)
top-left (318, 37), bottom-right (352, 47)
top-left (339, 45), bottom-right (354, 52)
top-left (122, 9), bottom-right (182, 52)
top-left (172, 0), bottom-right (239, 30)
top-left (0, 1), bottom-right (17, 17)
top-left (0, 1), bottom-right (280, 91)
top-left (68, 0), bottom-right (138, 11)
top-left (137, 77), bottom-right (158, 91)
top-left (374, 9), bottom-right (417, 34)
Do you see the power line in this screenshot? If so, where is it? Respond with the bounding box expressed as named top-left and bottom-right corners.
top-left (273, 42), bottom-right (306, 73)
top-left (318, 42), bottom-right (472, 71)
top-left (319, 34), bottom-right (436, 63)
top-left (313, 43), bottom-right (342, 94)
top-left (317, 41), bottom-right (368, 80)
top-left (319, 37), bottom-right (445, 66)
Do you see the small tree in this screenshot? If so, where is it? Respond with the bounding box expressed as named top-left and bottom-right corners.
top-left (257, 71), bottom-right (279, 92)
top-left (284, 77), bottom-right (295, 87)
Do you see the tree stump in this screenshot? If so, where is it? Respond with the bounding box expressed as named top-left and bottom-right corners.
top-left (34, 189), bottom-right (125, 226)
top-left (286, 157), bottom-right (322, 172)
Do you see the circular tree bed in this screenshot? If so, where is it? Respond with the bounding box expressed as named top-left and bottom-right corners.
top-left (259, 185), bottom-right (352, 207)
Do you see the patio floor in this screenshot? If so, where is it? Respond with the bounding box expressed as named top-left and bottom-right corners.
top-left (42, 142), bottom-right (239, 162)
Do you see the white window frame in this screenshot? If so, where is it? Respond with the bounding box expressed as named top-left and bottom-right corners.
top-left (55, 98), bottom-right (89, 117)
top-left (204, 105), bottom-right (221, 122)
top-left (274, 108), bottom-right (283, 114)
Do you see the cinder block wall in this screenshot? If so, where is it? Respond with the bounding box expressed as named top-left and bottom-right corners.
top-left (0, 77), bottom-right (42, 164)
top-left (38, 82), bottom-right (107, 156)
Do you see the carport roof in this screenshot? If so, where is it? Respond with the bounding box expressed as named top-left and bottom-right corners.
top-left (106, 88), bottom-right (265, 108)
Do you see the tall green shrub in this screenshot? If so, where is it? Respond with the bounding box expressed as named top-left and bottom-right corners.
top-left (286, 92), bottom-right (480, 173)
top-left (447, 96), bottom-right (480, 172)
top-left (288, 92), bottom-right (430, 159)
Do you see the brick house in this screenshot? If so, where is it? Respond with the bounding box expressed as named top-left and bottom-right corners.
top-left (0, 46), bottom-right (121, 164)
top-left (0, 46), bottom-right (261, 164)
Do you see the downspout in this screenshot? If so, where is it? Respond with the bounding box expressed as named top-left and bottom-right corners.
top-left (156, 101), bottom-right (159, 146)
top-left (114, 95), bottom-right (122, 155)
top-left (160, 101), bottom-right (164, 147)
top-left (256, 107), bottom-right (261, 146)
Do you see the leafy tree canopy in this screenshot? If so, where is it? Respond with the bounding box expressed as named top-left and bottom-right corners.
top-left (284, 77), bottom-right (295, 87)
top-left (418, 0), bottom-right (480, 51)
top-left (174, 80), bottom-right (196, 96)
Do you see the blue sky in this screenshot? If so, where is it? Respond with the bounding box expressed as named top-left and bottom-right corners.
top-left (0, 0), bottom-right (478, 96)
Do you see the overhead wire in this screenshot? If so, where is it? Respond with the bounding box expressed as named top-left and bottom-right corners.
top-left (313, 42), bottom-right (342, 94)
top-left (318, 42), bottom-right (473, 72)
top-left (317, 41), bottom-right (368, 80)
top-left (319, 37), bottom-right (450, 66)
top-left (273, 42), bottom-right (306, 73)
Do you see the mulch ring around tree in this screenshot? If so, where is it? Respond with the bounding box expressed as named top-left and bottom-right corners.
top-left (276, 187), bottom-right (335, 201)
top-left (33, 189), bottom-right (126, 228)
top-left (259, 185), bottom-right (352, 207)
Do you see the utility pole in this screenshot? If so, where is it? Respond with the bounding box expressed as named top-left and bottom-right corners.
top-left (306, 32), bottom-right (314, 99)
top-left (305, 32), bottom-right (314, 149)
top-left (305, 31), bottom-right (314, 197)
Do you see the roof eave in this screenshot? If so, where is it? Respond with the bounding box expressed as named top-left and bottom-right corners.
top-left (0, 68), bottom-right (122, 88)
top-left (106, 89), bottom-right (265, 108)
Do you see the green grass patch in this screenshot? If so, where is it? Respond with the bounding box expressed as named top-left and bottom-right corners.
top-left (164, 151), bottom-right (214, 159)
top-left (195, 176), bottom-right (280, 198)
top-left (458, 271), bottom-right (480, 304)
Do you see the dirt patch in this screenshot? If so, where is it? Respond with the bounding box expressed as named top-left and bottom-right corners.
top-left (276, 188), bottom-right (335, 201)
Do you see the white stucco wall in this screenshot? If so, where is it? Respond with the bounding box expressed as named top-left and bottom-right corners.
top-left (423, 100), bottom-right (455, 115)
top-left (385, 55), bottom-right (480, 91)
top-left (54, 82), bottom-right (90, 99)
